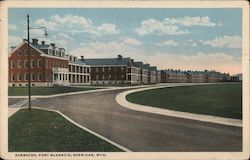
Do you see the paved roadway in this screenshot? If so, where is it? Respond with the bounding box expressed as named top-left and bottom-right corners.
top-left (14, 88), bottom-right (241, 152)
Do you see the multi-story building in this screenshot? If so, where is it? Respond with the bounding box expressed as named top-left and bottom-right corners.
top-left (9, 39), bottom-right (90, 86)
top-left (68, 56), bottom-right (91, 85)
top-left (149, 66), bottom-right (157, 83)
top-left (186, 71), bottom-right (206, 83)
top-left (156, 70), bottom-right (161, 83)
top-left (133, 61), bottom-right (148, 84)
top-left (161, 69), bottom-right (188, 83)
top-left (81, 55), bottom-right (146, 85)
top-left (9, 39), bottom-right (69, 87)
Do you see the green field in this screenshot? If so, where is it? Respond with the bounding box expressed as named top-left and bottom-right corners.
top-left (8, 86), bottom-right (100, 96)
top-left (126, 83), bottom-right (242, 119)
top-left (9, 109), bottom-right (122, 152)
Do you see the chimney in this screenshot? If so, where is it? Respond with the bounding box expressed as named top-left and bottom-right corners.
top-left (117, 55), bottom-right (122, 61)
top-left (32, 39), bottom-right (38, 45)
top-left (41, 41), bottom-right (45, 45)
top-left (73, 56), bottom-right (77, 61)
top-left (10, 46), bottom-right (16, 50)
top-left (50, 43), bottom-right (55, 47)
top-left (81, 56), bottom-right (84, 60)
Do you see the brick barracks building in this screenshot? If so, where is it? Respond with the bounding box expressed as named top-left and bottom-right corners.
top-left (9, 39), bottom-right (231, 87)
top-left (9, 39), bottom-right (90, 87)
top-left (80, 55), bottom-right (158, 85)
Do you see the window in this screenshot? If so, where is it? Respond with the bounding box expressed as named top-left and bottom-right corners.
top-left (24, 60), bottom-right (28, 68)
top-left (96, 68), bottom-right (98, 72)
top-left (18, 49), bottom-right (21, 56)
top-left (45, 60), bottom-right (48, 69)
top-left (31, 49), bottom-right (34, 56)
top-left (11, 61), bottom-right (15, 68)
top-left (18, 60), bottom-right (22, 68)
top-left (24, 73), bottom-right (28, 81)
top-left (37, 60), bottom-right (42, 68)
top-left (18, 73), bottom-right (22, 81)
top-left (102, 75), bottom-right (104, 80)
top-left (31, 60), bottom-right (35, 68)
top-left (38, 73), bottom-right (42, 81)
top-left (102, 67), bottom-right (105, 72)
top-left (46, 72), bottom-right (49, 81)
top-left (11, 73), bottom-right (15, 81)
top-left (109, 67), bottom-right (111, 70)
top-left (31, 73), bottom-right (35, 81)
top-left (54, 73), bottom-right (57, 81)
top-left (49, 49), bottom-right (53, 55)
top-left (24, 49), bottom-right (28, 56)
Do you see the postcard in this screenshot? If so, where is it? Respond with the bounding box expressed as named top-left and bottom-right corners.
top-left (0, 0), bottom-right (249, 160)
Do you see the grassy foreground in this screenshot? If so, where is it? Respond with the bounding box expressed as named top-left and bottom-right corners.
top-left (8, 86), bottom-right (100, 96)
top-left (9, 109), bottom-right (122, 152)
top-left (126, 83), bottom-right (242, 119)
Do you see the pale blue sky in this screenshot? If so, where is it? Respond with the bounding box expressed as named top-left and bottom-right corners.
top-left (8, 8), bottom-right (242, 74)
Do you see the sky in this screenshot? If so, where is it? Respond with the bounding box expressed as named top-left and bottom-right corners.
top-left (8, 8), bottom-right (242, 75)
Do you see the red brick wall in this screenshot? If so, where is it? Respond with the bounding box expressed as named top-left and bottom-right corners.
top-left (90, 66), bottom-right (126, 81)
top-left (9, 43), bottom-right (68, 83)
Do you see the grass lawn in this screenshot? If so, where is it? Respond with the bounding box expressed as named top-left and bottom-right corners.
top-left (126, 83), bottom-right (242, 119)
top-left (9, 108), bottom-right (123, 152)
top-left (8, 86), bottom-right (101, 96)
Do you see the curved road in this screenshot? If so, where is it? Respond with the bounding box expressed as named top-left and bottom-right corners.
top-left (19, 88), bottom-right (241, 152)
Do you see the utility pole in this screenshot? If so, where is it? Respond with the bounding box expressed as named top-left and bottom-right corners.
top-left (27, 14), bottom-right (31, 111)
top-left (26, 14), bottom-right (48, 111)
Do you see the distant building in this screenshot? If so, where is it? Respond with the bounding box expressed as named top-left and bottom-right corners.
top-left (186, 71), bottom-right (206, 83)
top-left (133, 61), bottom-right (148, 84)
top-left (230, 73), bottom-right (242, 81)
top-left (80, 55), bottom-right (139, 84)
top-left (161, 69), bottom-right (188, 83)
top-left (149, 66), bottom-right (157, 83)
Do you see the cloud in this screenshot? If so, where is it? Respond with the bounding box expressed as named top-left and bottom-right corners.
top-left (8, 24), bottom-right (17, 31)
top-left (157, 40), bottom-right (178, 46)
top-left (71, 38), bottom-right (144, 59)
top-left (184, 39), bottom-right (197, 47)
top-left (96, 23), bottom-right (119, 35)
top-left (200, 35), bottom-right (242, 49)
top-left (35, 14), bottom-right (119, 36)
top-left (136, 18), bottom-right (189, 36)
top-left (120, 37), bottom-right (143, 46)
top-left (146, 52), bottom-right (241, 75)
top-left (70, 38), bottom-right (241, 75)
top-left (8, 35), bottom-right (23, 48)
top-left (51, 33), bottom-right (73, 46)
top-left (164, 16), bottom-right (216, 27)
top-left (136, 16), bottom-right (217, 36)
top-left (189, 42), bottom-right (197, 47)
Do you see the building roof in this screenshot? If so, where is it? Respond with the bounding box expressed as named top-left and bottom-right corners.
top-left (163, 69), bottom-right (186, 75)
top-left (9, 40), bottom-right (68, 60)
top-left (149, 66), bottom-right (157, 71)
top-left (133, 62), bottom-right (143, 68)
top-left (69, 59), bottom-right (87, 65)
top-left (80, 57), bottom-right (132, 66)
